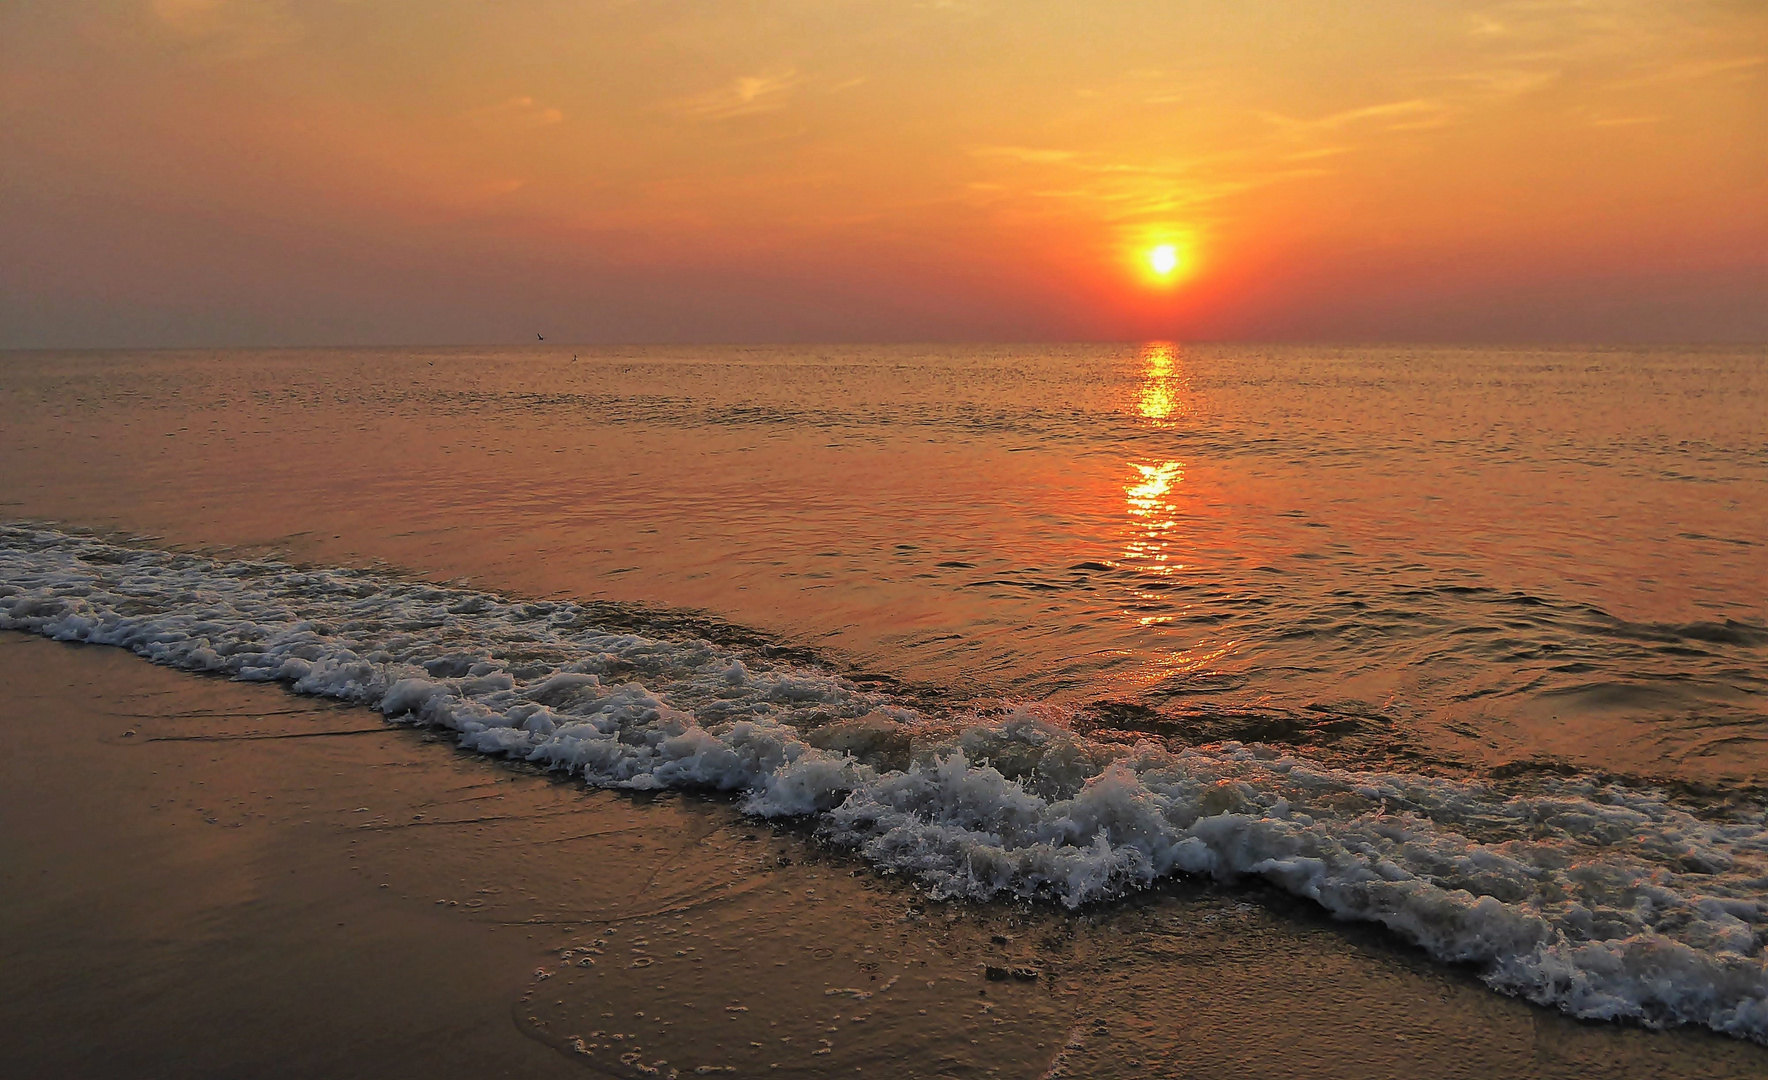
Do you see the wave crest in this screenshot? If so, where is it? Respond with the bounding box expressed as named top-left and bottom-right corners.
top-left (3, 525), bottom-right (1765, 1040)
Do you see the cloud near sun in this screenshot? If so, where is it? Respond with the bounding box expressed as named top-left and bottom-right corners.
top-left (0, 0), bottom-right (1762, 345)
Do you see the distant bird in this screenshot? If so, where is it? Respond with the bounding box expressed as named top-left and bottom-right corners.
top-left (537, 333), bottom-right (545, 341)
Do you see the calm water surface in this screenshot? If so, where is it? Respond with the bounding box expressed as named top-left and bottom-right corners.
top-left (3, 343), bottom-right (1764, 783)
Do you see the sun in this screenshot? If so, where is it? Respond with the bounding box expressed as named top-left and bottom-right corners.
top-left (1129, 232), bottom-right (1196, 287)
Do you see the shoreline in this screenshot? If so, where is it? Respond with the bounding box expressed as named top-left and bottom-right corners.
top-left (4, 632), bottom-right (1766, 1078)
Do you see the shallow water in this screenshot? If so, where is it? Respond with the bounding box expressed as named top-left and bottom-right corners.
top-left (4, 344), bottom-right (1762, 781)
top-left (10, 633), bottom-right (1761, 1080)
top-left (3, 343), bottom-right (1767, 1042)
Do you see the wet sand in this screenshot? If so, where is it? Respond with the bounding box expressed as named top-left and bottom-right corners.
top-left (3, 631), bottom-right (1766, 1080)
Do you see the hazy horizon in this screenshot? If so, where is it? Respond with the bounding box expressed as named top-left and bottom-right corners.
top-left (6, 335), bottom-right (1768, 353)
top-left (4, 2), bottom-right (1764, 348)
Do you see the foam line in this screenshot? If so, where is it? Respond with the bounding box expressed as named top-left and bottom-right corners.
top-left (3, 525), bottom-right (1765, 1040)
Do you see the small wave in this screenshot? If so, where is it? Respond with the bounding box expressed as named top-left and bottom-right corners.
top-left (1580, 614), bottom-right (1768, 649)
top-left (3, 524), bottom-right (1767, 1041)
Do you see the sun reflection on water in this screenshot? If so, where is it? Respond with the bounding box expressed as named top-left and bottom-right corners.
top-left (1135, 342), bottom-right (1188, 422)
top-left (1125, 461), bottom-right (1182, 527)
top-left (1123, 460), bottom-right (1184, 627)
top-left (1120, 343), bottom-right (1198, 630)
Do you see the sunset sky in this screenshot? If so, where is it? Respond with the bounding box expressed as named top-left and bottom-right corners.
top-left (2, 1), bottom-right (1763, 347)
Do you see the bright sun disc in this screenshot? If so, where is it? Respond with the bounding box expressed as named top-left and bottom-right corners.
top-left (1148, 244), bottom-right (1179, 276)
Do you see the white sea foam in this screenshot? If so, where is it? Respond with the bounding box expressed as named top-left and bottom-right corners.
top-left (3, 524), bottom-right (1766, 1040)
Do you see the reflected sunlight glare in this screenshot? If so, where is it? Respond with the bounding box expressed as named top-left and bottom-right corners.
top-left (1135, 342), bottom-right (1187, 422)
top-left (1123, 460), bottom-right (1184, 584)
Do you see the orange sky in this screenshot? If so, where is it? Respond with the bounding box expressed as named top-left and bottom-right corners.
top-left (2, 1), bottom-right (1764, 346)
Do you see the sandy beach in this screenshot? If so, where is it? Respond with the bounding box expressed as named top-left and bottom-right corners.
top-left (5, 630), bottom-right (1764, 1079)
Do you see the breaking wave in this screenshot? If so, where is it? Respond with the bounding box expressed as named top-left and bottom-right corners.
top-left (3, 525), bottom-right (1767, 1041)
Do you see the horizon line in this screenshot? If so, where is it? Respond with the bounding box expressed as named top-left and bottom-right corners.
top-left (5, 337), bottom-right (1767, 354)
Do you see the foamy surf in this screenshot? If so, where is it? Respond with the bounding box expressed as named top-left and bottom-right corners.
top-left (3, 524), bottom-right (1765, 1041)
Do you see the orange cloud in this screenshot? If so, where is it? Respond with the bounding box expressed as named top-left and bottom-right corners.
top-left (150, 0), bottom-right (301, 59)
top-left (464, 96), bottom-right (565, 132)
top-left (666, 72), bottom-right (802, 121)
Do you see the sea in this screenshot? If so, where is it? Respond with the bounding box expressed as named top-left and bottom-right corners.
top-left (2, 342), bottom-right (1765, 1040)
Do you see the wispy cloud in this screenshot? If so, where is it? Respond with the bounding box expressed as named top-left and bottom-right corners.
top-left (150, 0), bottom-right (301, 59)
top-left (967, 141), bottom-right (1312, 225)
top-left (667, 71), bottom-right (801, 121)
top-left (1259, 98), bottom-right (1449, 135)
top-left (972, 146), bottom-right (1078, 165)
top-left (465, 96), bottom-right (565, 132)
top-left (1608, 54), bottom-right (1766, 88)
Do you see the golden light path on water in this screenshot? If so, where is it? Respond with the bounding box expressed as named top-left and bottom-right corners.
top-left (1123, 460), bottom-right (1183, 587)
top-left (1122, 342), bottom-right (1244, 691)
top-left (1125, 342), bottom-right (1188, 599)
top-left (1135, 342), bottom-right (1184, 422)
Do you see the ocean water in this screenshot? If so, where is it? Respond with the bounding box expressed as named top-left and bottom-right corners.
top-left (3, 343), bottom-right (1766, 1039)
